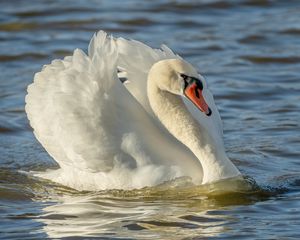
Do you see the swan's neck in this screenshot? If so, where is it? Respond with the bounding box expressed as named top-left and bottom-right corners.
top-left (147, 79), bottom-right (240, 184)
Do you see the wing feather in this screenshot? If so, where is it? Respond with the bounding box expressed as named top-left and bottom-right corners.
top-left (26, 31), bottom-right (120, 172)
top-left (116, 37), bottom-right (179, 115)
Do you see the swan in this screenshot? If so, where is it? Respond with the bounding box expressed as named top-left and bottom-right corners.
top-left (25, 31), bottom-right (241, 191)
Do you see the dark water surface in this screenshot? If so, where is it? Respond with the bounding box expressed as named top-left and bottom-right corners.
top-left (1, 0), bottom-right (300, 239)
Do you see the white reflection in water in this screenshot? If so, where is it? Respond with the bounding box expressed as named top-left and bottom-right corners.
top-left (37, 177), bottom-right (252, 239)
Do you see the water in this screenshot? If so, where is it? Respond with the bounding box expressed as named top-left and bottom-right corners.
top-left (1, 0), bottom-right (300, 239)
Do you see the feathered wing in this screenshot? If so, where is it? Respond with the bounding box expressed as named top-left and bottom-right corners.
top-left (115, 37), bottom-right (179, 116)
top-left (26, 31), bottom-right (123, 172)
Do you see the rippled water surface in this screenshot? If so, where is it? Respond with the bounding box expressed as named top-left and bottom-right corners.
top-left (1, 0), bottom-right (300, 239)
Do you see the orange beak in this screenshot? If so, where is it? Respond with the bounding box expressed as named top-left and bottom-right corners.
top-left (184, 82), bottom-right (212, 116)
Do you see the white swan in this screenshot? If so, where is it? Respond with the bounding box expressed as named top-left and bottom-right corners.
top-left (25, 31), bottom-right (241, 191)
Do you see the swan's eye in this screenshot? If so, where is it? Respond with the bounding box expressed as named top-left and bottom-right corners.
top-left (180, 74), bottom-right (204, 91)
top-left (180, 74), bottom-right (189, 81)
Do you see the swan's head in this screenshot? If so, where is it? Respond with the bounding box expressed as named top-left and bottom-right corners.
top-left (148, 58), bottom-right (212, 116)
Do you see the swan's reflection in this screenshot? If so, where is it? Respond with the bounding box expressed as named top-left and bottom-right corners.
top-left (36, 178), bottom-right (254, 239)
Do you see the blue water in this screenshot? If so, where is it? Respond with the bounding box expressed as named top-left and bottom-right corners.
top-left (0, 0), bottom-right (300, 239)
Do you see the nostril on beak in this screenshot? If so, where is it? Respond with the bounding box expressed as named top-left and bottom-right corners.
top-left (206, 108), bottom-right (212, 116)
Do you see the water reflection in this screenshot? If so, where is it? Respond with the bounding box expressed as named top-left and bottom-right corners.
top-left (37, 194), bottom-right (226, 239)
top-left (35, 177), bottom-right (266, 239)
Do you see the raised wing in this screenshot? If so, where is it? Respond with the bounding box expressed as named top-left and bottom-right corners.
top-left (26, 31), bottom-right (122, 172)
top-left (116, 37), bottom-right (179, 116)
